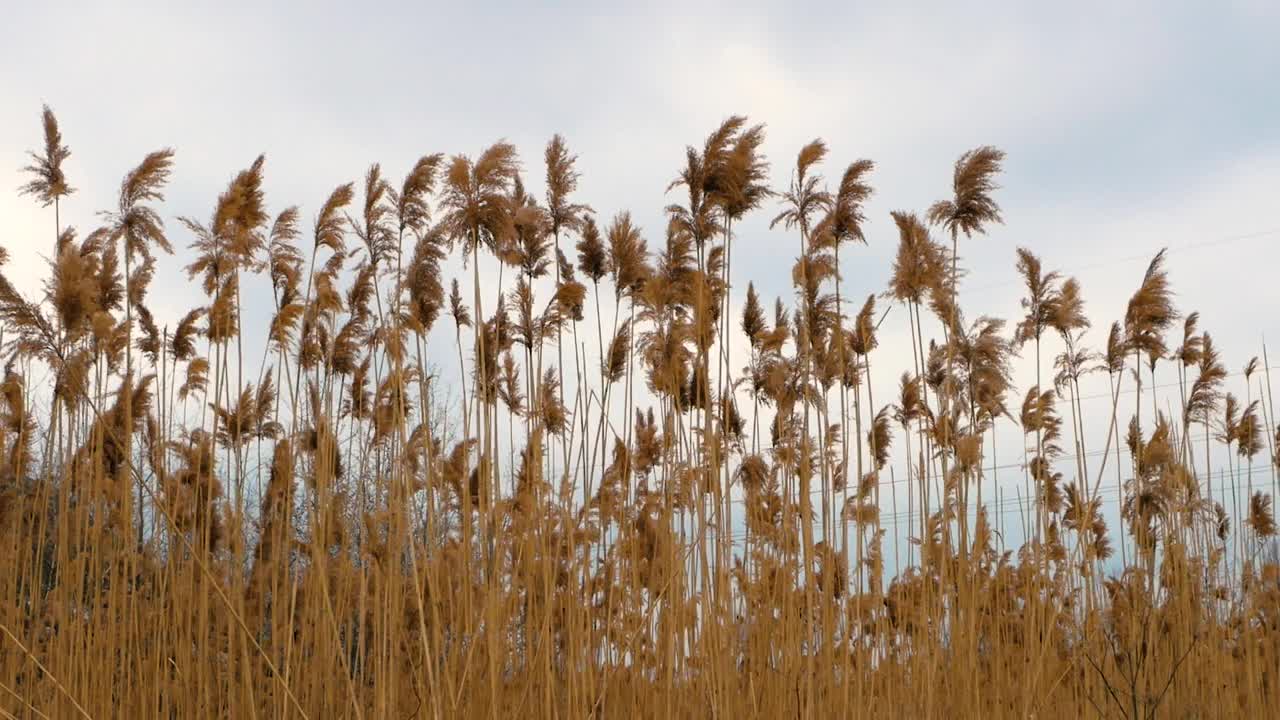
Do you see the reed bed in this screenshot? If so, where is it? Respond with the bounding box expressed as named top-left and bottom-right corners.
top-left (0, 107), bottom-right (1277, 718)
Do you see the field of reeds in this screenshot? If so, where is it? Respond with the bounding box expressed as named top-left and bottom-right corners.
top-left (0, 106), bottom-right (1277, 718)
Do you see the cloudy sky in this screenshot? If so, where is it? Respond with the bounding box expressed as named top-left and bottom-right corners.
top-left (3, 1), bottom-right (1279, 563)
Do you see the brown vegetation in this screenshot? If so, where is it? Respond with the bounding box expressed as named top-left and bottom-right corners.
top-left (0, 107), bottom-right (1277, 718)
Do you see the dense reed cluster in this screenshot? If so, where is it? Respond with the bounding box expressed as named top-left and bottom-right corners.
top-left (1, 107), bottom-right (1278, 718)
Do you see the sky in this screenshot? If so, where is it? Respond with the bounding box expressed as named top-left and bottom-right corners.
top-left (3, 0), bottom-right (1279, 566)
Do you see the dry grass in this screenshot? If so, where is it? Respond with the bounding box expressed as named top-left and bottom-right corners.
top-left (0, 107), bottom-right (1277, 718)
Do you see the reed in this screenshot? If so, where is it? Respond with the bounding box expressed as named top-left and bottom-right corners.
top-left (0, 106), bottom-right (1276, 718)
